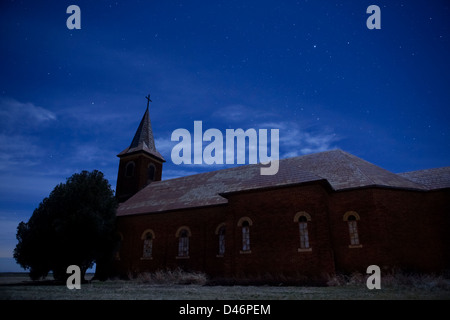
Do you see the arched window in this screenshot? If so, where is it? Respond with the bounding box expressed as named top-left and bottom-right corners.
top-left (237, 217), bottom-right (252, 253)
top-left (293, 212), bottom-right (312, 252)
top-left (343, 211), bottom-right (361, 247)
top-left (298, 216), bottom-right (310, 249)
top-left (147, 164), bottom-right (156, 183)
top-left (217, 226), bottom-right (226, 256)
top-left (178, 230), bottom-right (189, 257)
top-left (176, 227), bottom-right (191, 258)
top-left (347, 215), bottom-right (359, 245)
top-left (242, 221), bottom-right (250, 252)
top-left (141, 229), bottom-right (155, 259)
top-left (125, 161), bottom-right (135, 177)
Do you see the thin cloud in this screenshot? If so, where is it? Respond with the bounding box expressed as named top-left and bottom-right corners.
top-left (0, 134), bottom-right (41, 170)
top-left (300, 132), bottom-right (338, 154)
top-left (212, 104), bottom-right (253, 122)
top-left (0, 172), bottom-right (65, 204)
top-left (61, 102), bottom-right (136, 127)
top-left (155, 137), bottom-right (176, 160)
top-left (158, 118), bottom-right (338, 178)
top-left (70, 144), bottom-right (116, 165)
top-left (0, 97), bottom-right (56, 127)
top-left (260, 120), bottom-right (339, 158)
top-left (212, 104), bottom-right (277, 124)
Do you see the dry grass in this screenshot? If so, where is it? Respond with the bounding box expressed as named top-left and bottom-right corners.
top-left (133, 268), bottom-right (208, 285)
top-left (1, 270), bottom-right (449, 300)
top-left (326, 270), bottom-right (450, 291)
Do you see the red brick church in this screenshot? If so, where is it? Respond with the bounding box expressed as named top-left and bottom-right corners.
top-left (112, 104), bottom-right (450, 284)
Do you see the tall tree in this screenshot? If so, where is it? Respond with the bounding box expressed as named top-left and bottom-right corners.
top-left (14, 170), bottom-right (118, 281)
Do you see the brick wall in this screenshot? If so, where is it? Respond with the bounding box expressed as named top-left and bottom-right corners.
top-left (114, 205), bottom-right (226, 277)
top-left (113, 183), bottom-right (450, 282)
top-left (370, 188), bottom-right (450, 273)
top-left (328, 187), bottom-right (450, 274)
top-left (114, 183), bottom-right (337, 283)
top-left (223, 183), bottom-right (335, 283)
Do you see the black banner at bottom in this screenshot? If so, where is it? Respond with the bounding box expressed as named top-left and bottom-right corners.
top-left (0, 300), bottom-right (443, 319)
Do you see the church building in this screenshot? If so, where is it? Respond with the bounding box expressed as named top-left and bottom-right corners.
top-left (112, 102), bottom-right (450, 284)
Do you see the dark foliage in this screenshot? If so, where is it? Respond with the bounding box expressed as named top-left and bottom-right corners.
top-left (13, 170), bottom-right (119, 281)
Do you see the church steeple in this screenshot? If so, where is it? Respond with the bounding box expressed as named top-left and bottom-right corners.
top-left (129, 106), bottom-right (157, 152)
top-left (115, 95), bottom-right (165, 203)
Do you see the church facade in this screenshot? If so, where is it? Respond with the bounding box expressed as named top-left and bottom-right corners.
top-left (112, 105), bottom-right (450, 284)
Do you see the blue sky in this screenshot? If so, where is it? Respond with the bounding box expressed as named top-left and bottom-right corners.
top-left (0, 0), bottom-right (449, 271)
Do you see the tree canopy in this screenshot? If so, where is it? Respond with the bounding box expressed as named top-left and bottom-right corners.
top-left (14, 170), bottom-right (118, 281)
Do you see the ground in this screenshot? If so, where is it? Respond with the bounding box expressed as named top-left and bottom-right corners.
top-left (0, 272), bottom-right (449, 300)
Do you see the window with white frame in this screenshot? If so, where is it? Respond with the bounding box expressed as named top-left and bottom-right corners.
top-left (241, 221), bottom-right (250, 252)
top-left (178, 229), bottom-right (189, 257)
top-left (343, 211), bottom-right (362, 247)
top-left (347, 215), bottom-right (360, 245)
top-left (294, 212), bottom-right (312, 252)
top-left (298, 216), bottom-right (310, 249)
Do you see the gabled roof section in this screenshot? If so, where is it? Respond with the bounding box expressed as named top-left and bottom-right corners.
top-left (116, 149), bottom-right (434, 216)
top-left (285, 149), bottom-right (425, 191)
top-left (398, 167), bottom-right (450, 190)
top-left (117, 160), bottom-right (326, 216)
top-left (117, 106), bottom-right (165, 161)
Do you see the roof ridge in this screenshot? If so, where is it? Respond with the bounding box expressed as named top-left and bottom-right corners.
top-left (398, 166), bottom-right (450, 174)
top-left (287, 148), bottom-right (343, 160)
top-left (397, 167), bottom-right (450, 190)
top-left (339, 151), bottom-right (427, 189)
top-left (338, 150), bottom-right (379, 185)
top-left (156, 151), bottom-right (332, 184)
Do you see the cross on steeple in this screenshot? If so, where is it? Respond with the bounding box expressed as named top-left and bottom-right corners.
top-left (145, 94), bottom-right (152, 109)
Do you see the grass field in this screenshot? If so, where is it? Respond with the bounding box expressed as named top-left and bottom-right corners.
top-left (1, 271), bottom-right (449, 300)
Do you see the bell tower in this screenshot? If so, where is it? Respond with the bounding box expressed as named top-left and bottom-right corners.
top-left (115, 95), bottom-right (165, 203)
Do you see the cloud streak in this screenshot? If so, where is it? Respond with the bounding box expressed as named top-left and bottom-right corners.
top-left (154, 116), bottom-right (339, 180)
top-left (211, 104), bottom-right (277, 124)
top-left (0, 97), bottom-right (56, 127)
top-left (258, 120), bottom-right (339, 158)
top-left (0, 134), bottom-right (42, 170)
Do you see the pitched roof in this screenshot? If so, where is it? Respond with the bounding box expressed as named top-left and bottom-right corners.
top-left (117, 106), bottom-right (165, 161)
top-left (284, 150), bottom-right (425, 191)
top-left (116, 159), bottom-right (325, 216)
top-left (117, 149), bottom-right (434, 216)
top-left (398, 167), bottom-right (450, 190)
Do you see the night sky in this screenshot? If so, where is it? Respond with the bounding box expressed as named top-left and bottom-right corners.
top-left (0, 0), bottom-right (449, 271)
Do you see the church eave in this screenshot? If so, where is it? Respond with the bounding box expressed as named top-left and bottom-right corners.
top-left (218, 178), bottom-right (331, 198)
top-left (117, 147), bottom-right (165, 162)
top-left (331, 183), bottom-right (430, 193)
top-left (116, 201), bottom-right (229, 217)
